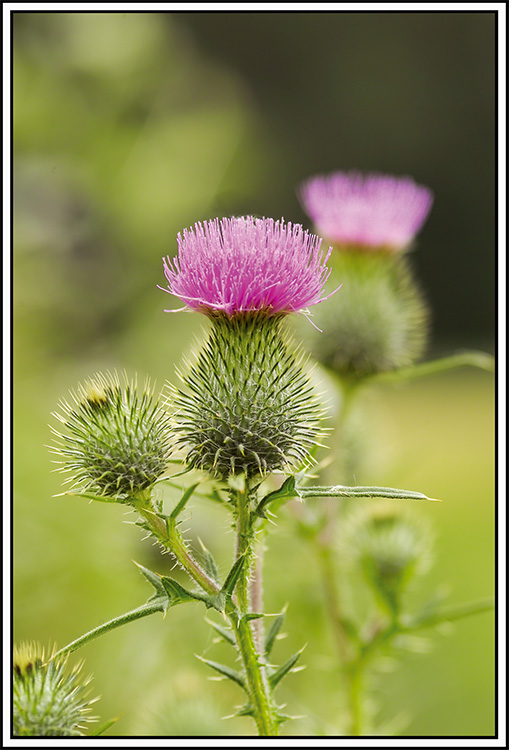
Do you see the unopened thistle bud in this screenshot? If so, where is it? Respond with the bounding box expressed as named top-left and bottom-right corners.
top-left (50, 372), bottom-right (173, 499)
top-left (13, 643), bottom-right (97, 736)
top-left (345, 505), bottom-right (433, 614)
top-left (297, 171), bottom-right (433, 377)
top-left (161, 216), bottom-right (336, 479)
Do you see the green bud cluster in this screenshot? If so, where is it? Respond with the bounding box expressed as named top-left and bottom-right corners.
top-left (13, 643), bottom-right (97, 736)
top-left (50, 372), bottom-right (173, 499)
top-left (297, 250), bottom-right (428, 378)
top-left (172, 312), bottom-right (324, 479)
top-left (345, 505), bottom-right (432, 614)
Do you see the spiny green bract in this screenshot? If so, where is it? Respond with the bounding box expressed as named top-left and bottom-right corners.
top-left (171, 312), bottom-right (324, 479)
top-left (13, 643), bottom-right (97, 737)
top-left (297, 251), bottom-right (428, 377)
top-left (50, 372), bottom-right (173, 498)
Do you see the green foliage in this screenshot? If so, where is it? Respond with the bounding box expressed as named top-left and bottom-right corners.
top-left (171, 312), bottom-right (324, 479)
top-left (298, 250), bottom-right (428, 377)
top-left (13, 643), bottom-right (97, 737)
top-left (50, 372), bottom-right (173, 499)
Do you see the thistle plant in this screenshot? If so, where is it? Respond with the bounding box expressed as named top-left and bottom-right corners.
top-left (290, 170), bottom-right (495, 734)
top-left (14, 175), bottom-right (493, 739)
top-left (25, 211), bottom-right (459, 739)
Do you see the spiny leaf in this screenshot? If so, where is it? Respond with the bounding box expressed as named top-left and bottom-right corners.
top-left (196, 656), bottom-right (247, 691)
top-left (170, 482), bottom-right (200, 520)
top-left (269, 647), bottom-right (305, 689)
top-left (205, 618), bottom-right (236, 647)
top-left (253, 476), bottom-right (297, 519)
top-left (134, 562), bottom-right (167, 600)
top-left (264, 608), bottom-right (287, 658)
top-left (198, 538), bottom-right (220, 583)
top-left (221, 553), bottom-right (248, 598)
top-left (160, 576), bottom-right (208, 607)
top-left (242, 612), bottom-right (265, 622)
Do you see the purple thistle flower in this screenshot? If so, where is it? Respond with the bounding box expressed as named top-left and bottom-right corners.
top-left (160, 216), bottom-right (335, 316)
top-left (299, 171), bottom-right (433, 250)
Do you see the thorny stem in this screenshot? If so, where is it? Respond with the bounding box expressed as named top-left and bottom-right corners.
top-left (233, 488), bottom-right (278, 736)
top-left (250, 541), bottom-right (265, 653)
top-left (140, 488), bottom-right (278, 736)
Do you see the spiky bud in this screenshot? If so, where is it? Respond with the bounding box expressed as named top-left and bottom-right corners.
top-left (50, 371), bottom-right (173, 499)
top-left (345, 505), bottom-right (433, 614)
top-left (296, 251), bottom-right (428, 377)
top-left (172, 312), bottom-right (324, 479)
top-left (13, 643), bottom-right (97, 737)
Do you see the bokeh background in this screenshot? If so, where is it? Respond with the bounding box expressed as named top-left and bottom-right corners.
top-left (13, 11), bottom-right (496, 737)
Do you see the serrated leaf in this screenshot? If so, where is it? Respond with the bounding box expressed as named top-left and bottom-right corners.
top-left (197, 656), bottom-right (247, 690)
top-left (264, 609), bottom-right (286, 657)
top-left (205, 618), bottom-right (236, 647)
top-left (269, 648), bottom-right (304, 689)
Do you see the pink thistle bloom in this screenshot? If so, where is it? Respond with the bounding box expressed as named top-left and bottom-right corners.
top-left (160, 216), bottom-right (336, 316)
top-left (299, 171), bottom-right (433, 250)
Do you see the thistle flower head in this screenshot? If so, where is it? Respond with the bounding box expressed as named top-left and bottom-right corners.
top-left (13, 643), bottom-right (97, 736)
top-left (161, 216), bottom-right (334, 316)
top-left (299, 171), bottom-right (433, 250)
top-left (50, 371), bottom-right (173, 500)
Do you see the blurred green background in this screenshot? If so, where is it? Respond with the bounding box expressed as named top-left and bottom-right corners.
top-left (13, 11), bottom-right (495, 737)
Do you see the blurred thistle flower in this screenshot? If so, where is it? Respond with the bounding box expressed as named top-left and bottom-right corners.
top-left (50, 371), bottom-right (173, 500)
top-left (160, 215), bottom-right (336, 317)
top-left (299, 171), bottom-right (433, 251)
top-left (344, 504), bottom-right (433, 615)
top-left (13, 643), bottom-right (97, 736)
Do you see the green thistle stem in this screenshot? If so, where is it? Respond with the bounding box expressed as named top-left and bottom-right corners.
top-left (134, 497), bottom-right (220, 597)
top-left (51, 601), bottom-right (166, 660)
top-left (232, 488), bottom-right (278, 736)
top-left (234, 488), bottom-right (253, 612)
top-left (138, 490), bottom-right (278, 736)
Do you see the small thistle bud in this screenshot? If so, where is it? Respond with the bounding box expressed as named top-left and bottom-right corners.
top-left (172, 312), bottom-right (324, 479)
top-left (295, 251), bottom-right (429, 377)
top-left (50, 372), bottom-right (173, 500)
top-left (13, 643), bottom-right (97, 736)
top-left (344, 505), bottom-right (433, 615)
